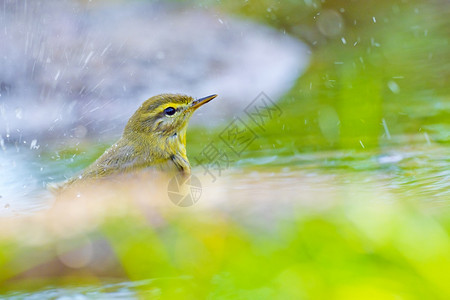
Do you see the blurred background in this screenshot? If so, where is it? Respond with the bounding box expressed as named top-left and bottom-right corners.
top-left (0, 0), bottom-right (449, 299)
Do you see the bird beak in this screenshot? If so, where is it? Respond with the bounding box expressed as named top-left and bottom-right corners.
top-left (190, 94), bottom-right (218, 110)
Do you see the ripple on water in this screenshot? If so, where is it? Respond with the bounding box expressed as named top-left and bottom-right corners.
top-left (1, 144), bottom-right (448, 216)
top-left (0, 148), bottom-right (53, 216)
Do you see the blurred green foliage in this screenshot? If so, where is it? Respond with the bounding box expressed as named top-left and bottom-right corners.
top-left (103, 204), bottom-right (449, 299)
top-left (188, 0), bottom-right (449, 157)
top-left (1, 198), bottom-right (449, 299)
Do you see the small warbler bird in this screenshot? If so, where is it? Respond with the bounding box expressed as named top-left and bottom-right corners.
top-left (50, 93), bottom-right (217, 191)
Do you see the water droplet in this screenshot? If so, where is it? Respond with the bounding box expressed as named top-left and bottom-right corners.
top-left (387, 81), bottom-right (400, 94)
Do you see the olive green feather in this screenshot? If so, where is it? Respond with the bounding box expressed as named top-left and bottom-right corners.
top-left (48, 93), bottom-right (217, 192)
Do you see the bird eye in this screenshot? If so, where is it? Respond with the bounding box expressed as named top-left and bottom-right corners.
top-left (164, 107), bottom-right (176, 116)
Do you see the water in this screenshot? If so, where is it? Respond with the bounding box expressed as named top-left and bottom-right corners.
top-left (2, 278), bottom-right (169, 299)
top-left (0, 147), bottom-right (53, 216)
top-left (0, 140), bottom-right (448, 298)
top-left (2, 142), bottom-right (447, 216)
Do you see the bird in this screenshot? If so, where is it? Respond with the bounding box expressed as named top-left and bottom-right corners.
top-left (48, 93), bottom-right (217, 192)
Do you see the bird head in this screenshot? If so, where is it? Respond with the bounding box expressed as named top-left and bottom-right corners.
top-left (124, 93), bottom-right (217, 144)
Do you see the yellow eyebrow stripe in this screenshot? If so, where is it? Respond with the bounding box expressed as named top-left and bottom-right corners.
top-left (160, 103), bottom-right (184, 111)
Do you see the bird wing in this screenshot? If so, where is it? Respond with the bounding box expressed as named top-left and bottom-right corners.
top-left (80, 142), bottom-right (138, 179)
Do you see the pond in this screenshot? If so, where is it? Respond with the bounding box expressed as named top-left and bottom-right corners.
top-left (0, 0), bottom-right (449, 299)
top-left (0, 139), bottom-right (448, 298)
top-left (1, 142), bottom-right (448, 217)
